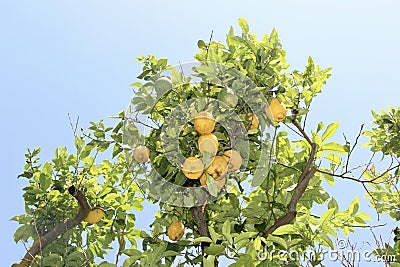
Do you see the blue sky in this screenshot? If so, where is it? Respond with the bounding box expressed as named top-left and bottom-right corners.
top-left (1, 0), bottom-right (399, 266)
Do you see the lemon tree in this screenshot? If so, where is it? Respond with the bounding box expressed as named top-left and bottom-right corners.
top-left (12, 19), bottom-right (399, 267)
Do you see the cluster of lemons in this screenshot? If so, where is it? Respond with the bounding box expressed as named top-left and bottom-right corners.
top-left (181, 111), bottom-right (242, 192)
top-left (84, 97), bottom-right (287, 239)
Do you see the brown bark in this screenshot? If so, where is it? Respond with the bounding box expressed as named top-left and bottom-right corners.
top-left (191, 202), bottom-right (210, 248)
top-left (263, 120), bottom-right (317, 238)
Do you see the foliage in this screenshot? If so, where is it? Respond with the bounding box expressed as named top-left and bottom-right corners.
top-left (12, 19), bottom-right (399, 267)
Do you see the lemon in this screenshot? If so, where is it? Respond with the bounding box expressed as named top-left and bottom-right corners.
top-left (84, 208), bottom-right (106, 224)
top-left (133, 145), bottom-right (150, 163)
top-left (194, 111), bottom-right (216, 135)
top-left (200, 173), bottom-right (226, 191)
top-left (198, 134), bottom-right (219, 156)
top-left (223, 150), bottom-right (242, 173)
top-left (167, 221), bottom-right (185, 241)
top-left (206, 156), bottom-right (228, 180)
top-left (265, 98), bottom-right (287, 122)
top-left (247, 113), bottom-right (259, 130)
top-left (182, 156), bottom-right (204, 179)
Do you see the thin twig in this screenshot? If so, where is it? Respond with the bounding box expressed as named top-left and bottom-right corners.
top-left (344, 124), bottom-right (364, 173)
top-left (205, 30), bottom-right (214, 62)
top-left (68, 113), bottom-right (80, 137)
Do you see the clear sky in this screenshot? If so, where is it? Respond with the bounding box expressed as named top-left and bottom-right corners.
top-left (1, 0), bottom-right (399, 266)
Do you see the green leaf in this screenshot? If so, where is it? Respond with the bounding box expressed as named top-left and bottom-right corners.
top-left (121, 248), bottom-right (142, 257)
top-left (31, 147), bottom-right (41, 157)
top-left (163, 250), bottom-right (180, 257)
top-left (355, 212), bottom-right (371, 221)
top-left (204, 244), bottom-right (225, 255)
top-left (320, 234), bottom-right (334, 249)
top-left (328, 198), bottom-right (339, 212)
top-left (42, 254), bottom-right (62, 266)
top-left (234, 231), bottom-right (258, 243)
top-left (198, 40), bottom-right (207, 49)
top-left (324, 154), bottom-right (341, 166)
top-left (39, 173), bottom-right (51, 191)
top-left (137, 69), bottom-right (151, 79)
top-left (238, 18), bottom-right (249, 33)
top-left (192, 237), bottom-right (213, 243)
top-left (42, 162), bottom-right (53, 175)
top-left (321, 142), bottom-right (346, 154)
top-left (317, 122), bottom-right (325, 132)
top-left (206, 174), bottom-right (218, 197)
top-left (348, 196), bottom-right (359, 215)
top-left (148, 242), bottom-right (167, 266)
top-left (266, 235), bottom-right (288, 250)
top-left (322, 122), bottom-right (339, 142)
top-left (67, 251), bottom-right (84, 261)
top-left (222, 220), bottom-right (233, 245)
top-left (272, 225), bottom-right (298, 235)
top-left (130, 81), bottom-right (142, 87)
top-left (112, 144), bottom-right (123, 158)
top-left (14, 225), bottom-right (33, 242)
top-left (157, 58), bottom-right (168, 69)
top-left (320, 208), bottom-right (335, 226)
top-left (208, 226), bottom-right (220, 243)
top-left (203, 255), bottom-right (215, 267)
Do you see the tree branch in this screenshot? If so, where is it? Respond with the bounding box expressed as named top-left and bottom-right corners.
top-left (263, 120), bottom-right (316, 238)
top-left (191, 202), bottom-right (210, 248)
top-left (13, 186), bottom-right (91, 267)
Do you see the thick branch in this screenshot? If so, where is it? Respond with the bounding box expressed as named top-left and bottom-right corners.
top-left (263, 120), bottom-right (316, 238)
top-left (13, 186), bottom-right (91, 267)
top-left (191, 202), bottom-right (210, 249)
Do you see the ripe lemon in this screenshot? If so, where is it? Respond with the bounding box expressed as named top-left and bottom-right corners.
top-left (265, 98), bottom-right (287, 122)
top-left (84, 208), bottom-right (106, 224)
top-left (167, 221), bottom-right (185, 241)
top-left (182, 156), bottom-right (204, 179)
top-left (133, 145), bottom-right (150, 163)
top-left (198, 134), bottom-right (219, 156)
top-left (194, 111), bottom-right (216, 135)
top-left (223, 150), bottom-right (242, 173)
top-left (200, 173), bottom-right (226, 191)
top-left (247, 113), bottom-right (259, 131)
top-left (206, 156), bottom-right (228, 180)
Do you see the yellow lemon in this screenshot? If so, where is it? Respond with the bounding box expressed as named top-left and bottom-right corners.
top-left (194, 111), bottom-right (216, 135)
top-left (167, 221), bottom-right (185, 241)
top-left (247, 113), bottom-right (259, 130)
top-left (265, 98), bottom-right (287, 122)
top-left (198, 134), bottom-right (219, 156)
top-left (223, 150), bottom-right (242, 173)
top-left (84, 208), bottom-right (106, 224)
top-left (182, 156), bottom-right (204, 179)
top-left (133, 145), bottom-right (150, 163)
top-left (200, 173), bottom-right (226, 192)
top-left (206, 156), bottom-right (228, 180)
